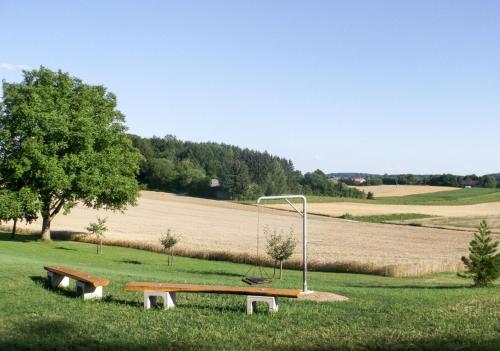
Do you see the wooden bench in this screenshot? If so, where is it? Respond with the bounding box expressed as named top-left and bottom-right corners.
top-left (124, 282), bottom-right (302, 314)
top-left (44, 265), bottom-right (109, 300)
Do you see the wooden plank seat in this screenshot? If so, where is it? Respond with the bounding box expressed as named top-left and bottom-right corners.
top-left (44, 265), bottom-right (109, 300)
top-left (124, 282), bottom-right (301, 314)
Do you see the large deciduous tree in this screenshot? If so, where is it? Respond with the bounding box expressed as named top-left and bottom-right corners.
top-left (0, 67), bottom-right (142, 240)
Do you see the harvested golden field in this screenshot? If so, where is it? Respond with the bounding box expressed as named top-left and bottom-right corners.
top-left (351, 185), bottom-right (458, 197)
top-left (270, 201), bottom-right (500, 218)
top-left (14, 191), bottom-right (492, 277)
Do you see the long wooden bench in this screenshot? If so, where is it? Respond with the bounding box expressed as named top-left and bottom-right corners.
top-left (44, 265), bottom-right (109, 300)
top-left (124, 282), bottom-right (302, 314)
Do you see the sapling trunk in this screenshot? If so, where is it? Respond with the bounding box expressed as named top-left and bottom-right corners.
top-left (279, 261), bottom-right (283, 280)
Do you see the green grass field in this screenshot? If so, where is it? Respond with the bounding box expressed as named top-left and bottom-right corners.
top-left (1, 232), bottom-right (499, 350)
top-left (256, 188), bottom-right (500, 206)
top-left (342, 213), bottom-right (433, 224)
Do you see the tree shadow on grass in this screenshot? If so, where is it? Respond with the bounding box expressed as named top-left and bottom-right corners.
top-left (2, 318), bottom-right (497, 350)
top-left (0, 319), bottom-right (194, 350)
top-left (0, 232), bottom-right (39, 242)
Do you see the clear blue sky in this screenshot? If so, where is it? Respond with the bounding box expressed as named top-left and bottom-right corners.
top-left (1, 1), bottom-right (499, 175)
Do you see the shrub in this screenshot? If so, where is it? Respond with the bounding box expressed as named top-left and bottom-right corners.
top-left (160, 229), bottom-right (180, 266)
top-left (340, 213), bottom-right (355, 220)
top-left (86, 217), bottom-right (108, 254)
top-left (367, 191), bottom-right (375, 200)
top-left (265, 226), bottom-right (296, 279)
top-left (459, 220), bottom-right (500, 287)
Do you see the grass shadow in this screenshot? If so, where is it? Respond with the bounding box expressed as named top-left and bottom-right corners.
top-left (346, 284), bottom-right (470, 290)
top-left (119, 259), bottom-right (142, 265)
top-left (178, 269), bottom-right (244, 278)
top-left (102, 295), bottom-right (143, 308)
top-left (30, 275), bottom-right (79, 298)
top-left (54, 246), bottom-right (78, 251)
top-left (178, 301), bottom-right (244, 313)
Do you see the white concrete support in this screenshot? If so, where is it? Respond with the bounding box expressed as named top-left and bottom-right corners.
top-left (246, 295), bottom-right (278, 314)
top-left (47, 271), bottom-right (69, 288)
top-left (144, 291), bottom-right (176, 310)
top-left (76, 281), bottom-right (103, 300)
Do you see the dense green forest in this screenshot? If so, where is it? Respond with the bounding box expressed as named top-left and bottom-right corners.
top-left (129, 135), bottom-right (365, 200)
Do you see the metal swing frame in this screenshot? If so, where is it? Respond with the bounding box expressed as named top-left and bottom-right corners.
top-left (257, 195), bottom-right (308, 292)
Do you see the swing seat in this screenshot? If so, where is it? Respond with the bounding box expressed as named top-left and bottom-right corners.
top-left (242, 276), bottom-right (272, 285)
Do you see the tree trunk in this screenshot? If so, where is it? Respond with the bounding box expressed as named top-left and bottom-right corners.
top-left (41, 215), bottom-right (51, 241)
top-left (279, 261), bottom-right (283, 280)
top-left (10, 219), bottom-right (17, 239)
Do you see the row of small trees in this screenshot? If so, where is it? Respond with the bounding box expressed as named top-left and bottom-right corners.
top-left (159, 221), bottom-right (499, 286)
top-left (83, 215), bottom-right (499, 286)
top-left (158, 226), bottom-right (296, 280)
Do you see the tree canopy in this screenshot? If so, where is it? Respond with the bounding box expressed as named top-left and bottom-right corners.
top-left (0, 67), bottom-right (141, 240)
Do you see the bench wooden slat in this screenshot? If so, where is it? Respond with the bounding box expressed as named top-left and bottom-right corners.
top-left (124, 282), bottom-right (301, 298)
top-left (44, 265), bottom-right (109, 288)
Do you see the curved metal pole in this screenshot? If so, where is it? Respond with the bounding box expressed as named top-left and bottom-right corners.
top-left (257, 195), bottom-right (308, 292)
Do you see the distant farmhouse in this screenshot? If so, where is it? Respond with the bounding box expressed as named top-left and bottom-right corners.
top-left (352, 177), bottom-right (367, 185)
top-left (209, 179), bottom-right (220, 188)
top-left (460, 179), bottom-right (481, 188)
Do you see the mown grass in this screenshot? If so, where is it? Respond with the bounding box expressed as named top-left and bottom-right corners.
top-left (373, 188), bottom-right (500, 205)
top-left (247, 188), bottom-right (500, 206)
top-left (0, 232), bottom-right (499, 350)
top-left (341, 213), bottom-right (433, 224)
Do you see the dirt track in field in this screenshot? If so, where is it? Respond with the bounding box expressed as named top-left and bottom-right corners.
top-left (16, 191), bottom-right (484, 275)
top-left (351, 185), bottom-right (458, 197)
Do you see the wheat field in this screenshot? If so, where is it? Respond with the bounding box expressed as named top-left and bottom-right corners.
top-left (350, 185), bottom-right (458, 197)
top-left (12, 191), bottom-right (489, 276)
top-left (272, 201), bottom-right (500, 217)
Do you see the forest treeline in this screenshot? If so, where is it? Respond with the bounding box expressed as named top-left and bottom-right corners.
top-left (340, 173), bottom-right (499, 188)
top-left (129, 135), bottom-right (365, 200)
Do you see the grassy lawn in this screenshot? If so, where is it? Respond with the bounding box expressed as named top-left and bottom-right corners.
top-left (373, 188), bottom-right (500, 205)
top-left (0, 232), bottom-right (498, 350)
top-left (249, 188), bottom-right (500, 206)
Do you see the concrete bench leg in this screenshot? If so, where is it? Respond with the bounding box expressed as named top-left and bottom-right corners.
top-left (144, 291), bottom-right (176, 310)
top-left (76, 281), bottom-right (103, 300)
top-left (163, 292), bottom-right (176, 309)
top-left (246, 296), bottom-right (278, 314)
top-left (47, 271), bottom-right (69, 288)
